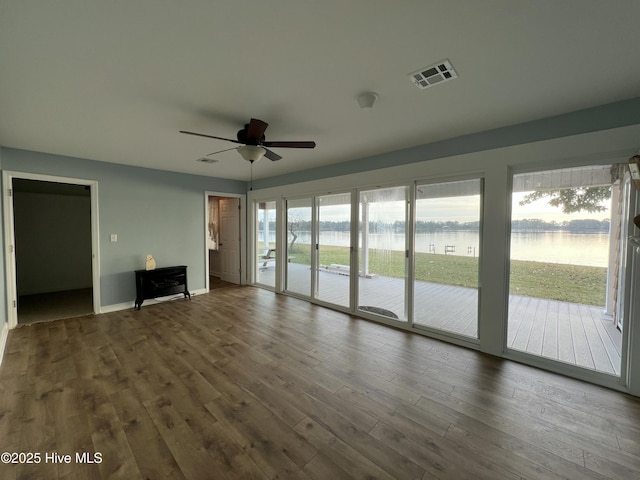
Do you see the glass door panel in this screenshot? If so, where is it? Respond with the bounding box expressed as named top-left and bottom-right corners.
top-left (358, 186), bottom-right (408, 321)
top-left (413, 179), bottom-right (482, 338)
top-left (256, 201), bottom-right (276, 288)
top-left (286, 198), bottom-right (312, 297)
top-left (508, 164), bottom-right (623, 376)
top-left (315, 193), bottom-right (351, 307)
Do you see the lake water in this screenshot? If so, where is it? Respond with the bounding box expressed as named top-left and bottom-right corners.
top-left (262, 230), bottom-right (611, 267)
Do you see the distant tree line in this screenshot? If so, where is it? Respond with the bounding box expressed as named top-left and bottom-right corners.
top-left (413, 219), bottom-right (609, 233)
top-left (261, 218), bottom-right (610, 234)
top-left (511, 218), bottom-right (610, 233)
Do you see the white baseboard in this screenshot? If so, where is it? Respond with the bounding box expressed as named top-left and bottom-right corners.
top-left (100, 301), bottom-right (135, 314)
top-left (101, 288), bottom-right (208, 314)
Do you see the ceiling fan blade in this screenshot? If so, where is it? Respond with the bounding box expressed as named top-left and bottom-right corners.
top-left (206, 146), bottom-right (238, 156)
top-left (263, 148), bottom-right (282, 161)
top-left (179, 130), bottom-right (241, 144)
top-left (262, 140), bottom-right (316, 149)
top-left (246, 118), bottom-right (269, 144)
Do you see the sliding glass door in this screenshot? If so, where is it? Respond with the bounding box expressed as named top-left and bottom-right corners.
top-left (508, 164), bottom-right (625, 376)
top-left (358, 186), bottom-right (408, 321)
top-left (413, 179), bottom-right (482, 338)
top-left (255, 201), bottom-right (277, 288)
top-left (286, 198), bottom-right (313, 297)
top-left (284, 193), bottom-right (354, 308)
top-left (315, 193), bottom-right (352, 307)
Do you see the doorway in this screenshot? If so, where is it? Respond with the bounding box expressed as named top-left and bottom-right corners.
top-left (283, 193), bottom-right (355, 310)
top-left (413, 178), bottom-right (483, 338)
top-left (206, 194), bottom-right (244, 289)
top-left (3, 173), bottom-right (100, 326)
top-left (255, 200), bottom-right (277, 289)
top-left (507, 164), bottom-right (628, 376)
top-left (358, 186), bottom-right (409, 321)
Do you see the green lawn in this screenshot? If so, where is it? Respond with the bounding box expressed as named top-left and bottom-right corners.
top-left (287, 244), bottom-right (606, 306)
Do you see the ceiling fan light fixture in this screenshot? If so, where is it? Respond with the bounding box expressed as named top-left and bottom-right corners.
top-left (237, 145), bottom-right (266, 162)
top-left (356, 92), bottom-right (379, 109)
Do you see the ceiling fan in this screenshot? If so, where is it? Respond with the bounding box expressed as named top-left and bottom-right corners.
top-left (180, 118), bottom-right (316, 162)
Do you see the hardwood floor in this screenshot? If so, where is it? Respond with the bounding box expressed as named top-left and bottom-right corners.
top-left (265, 263), bottom-right (623, 375)
top-left (209, 276), bottom-right (236, 290)
top-left (1, 286), bottom-right (639, 479)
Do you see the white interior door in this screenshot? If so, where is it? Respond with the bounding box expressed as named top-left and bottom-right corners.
top-left (219, 197), bottom-right (241, 284)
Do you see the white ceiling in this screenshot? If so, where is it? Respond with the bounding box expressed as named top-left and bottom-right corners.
top-left (1, 1), bottom-right (639, 182)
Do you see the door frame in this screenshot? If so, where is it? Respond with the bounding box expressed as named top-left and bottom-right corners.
top-left (204, 191), bottom-right (246, 290)
top-left (2, 171), bottom-right (101, 329)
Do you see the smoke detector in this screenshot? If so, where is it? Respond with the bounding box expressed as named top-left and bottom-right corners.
top-left (409, 59), bottom-right (458, 89)
top-left (356, 92), bottom-right (379, 109)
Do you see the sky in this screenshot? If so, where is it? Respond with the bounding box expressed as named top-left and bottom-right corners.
top-left (511, 192), bottom-right (610, 222)
top-left (272, 191), bottom-right (612, 224)
top-left (416, 193), bottom-right (611, 223)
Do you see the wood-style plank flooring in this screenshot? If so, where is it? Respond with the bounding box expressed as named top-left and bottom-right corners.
top-left (1, 286), bottom-right (639, 479)
top-left (265, 263), bottom-right (622, 374)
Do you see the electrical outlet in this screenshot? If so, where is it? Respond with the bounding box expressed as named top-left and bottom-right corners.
top-left (110, 234), bottom-right (118, 242)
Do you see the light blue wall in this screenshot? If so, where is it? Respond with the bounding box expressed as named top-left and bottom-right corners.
top-left (254, 96), bottom-right (640, 189)
top-left (0, 148), bottom-right (246, 307)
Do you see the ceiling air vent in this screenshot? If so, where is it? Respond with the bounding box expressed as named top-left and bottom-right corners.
top-left (409, 59), bottom-right (458, 89)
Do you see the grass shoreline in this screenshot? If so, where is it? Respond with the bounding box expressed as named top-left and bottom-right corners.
top-left (286, 244), bottom-right (606, 306)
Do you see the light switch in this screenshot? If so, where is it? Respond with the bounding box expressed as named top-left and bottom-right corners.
top-left (110, 234), bottom-right (118, 242)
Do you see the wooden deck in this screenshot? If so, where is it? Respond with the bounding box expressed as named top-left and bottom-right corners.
top-left (260, 263), bottom-right (622, 375)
